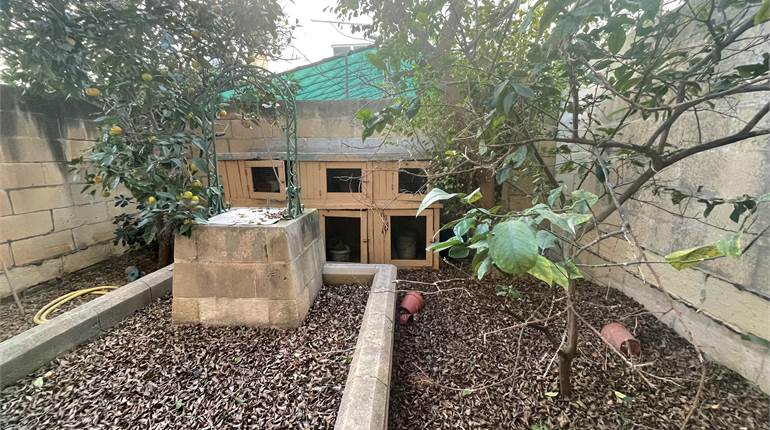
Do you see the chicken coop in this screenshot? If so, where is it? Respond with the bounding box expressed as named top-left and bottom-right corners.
top-left (216, 48), bottom-right (440, 269)
top-left (218, 158), bottom-right (440, 269)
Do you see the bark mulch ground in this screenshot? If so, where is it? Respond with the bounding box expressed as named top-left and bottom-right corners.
top-left (390, 266), bottom-right (769, 430)
top-left (0, 283), bottom-right (369, 429)
top-left (0, 250), bottom-right (160, 343)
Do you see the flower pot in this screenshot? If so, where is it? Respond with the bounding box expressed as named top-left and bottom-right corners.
top-left (600, 322), bottom-right (641, 358)
top-left (329, 244), bottom-right (351, 262)
top-left (398, 291), bottom-right (425, 325)
top-left (395, 231), bottom-right (417, 260)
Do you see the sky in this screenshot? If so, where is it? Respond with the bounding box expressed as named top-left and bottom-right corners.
top-left (270, 0), bottom-right (373, 72)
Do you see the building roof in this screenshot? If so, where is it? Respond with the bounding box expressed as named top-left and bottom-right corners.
top-left (280, 47), bottom-right (386, 101)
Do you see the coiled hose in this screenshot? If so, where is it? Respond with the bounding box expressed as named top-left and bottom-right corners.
top-left (33, 286), bottom-right (118, 324)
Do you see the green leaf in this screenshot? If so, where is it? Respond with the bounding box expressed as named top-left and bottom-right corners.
top-left (551, 263), bottom-right (570, 288)
top-left (448, 245), bottom-right (470, 259)
top-left (417, 188), bottom-right (459, 215)
top-left (463, 188), bottom-right (483, 204)
top-left (496, 284), bottom-right (523, 300)
top-left (544, 391), bottom-right (559, 397)
top-left (507, 146), bottom-right (528, 168)
top-left (536, 230), bottom-right (558, 251)
top-left (427, 237), bottom-right (462, 252)
top-left (566, 213), bottom-right (593, 233)
top-left (716, 233), bottom-right (742, 257)
top-left (607, 30), bottom-right (625, 54)
top-left (489, 220), bottom-right (538, 275)
top-left (175, 399), bottom-right (183, 410)
top-left (472, 249), bottom-right (493, 279)
top-left (755, 0), bottom-right (770, 25)
top-left (32, 377), bottom-right (44, 388)
top-left (453, 218), bottom-right (475, 238)
top-left (547, 186), bottom-right (563, 207)
top-left (461, 388), bottom-right (474, 397)
top-left (496, 165), bottom-right (513, 184)
top-left (511, 83), bottom-right (535, 98)
top-left (665, 245), bottom-right (722, 270)
top-left (527, 255), bottom-right (555, 286)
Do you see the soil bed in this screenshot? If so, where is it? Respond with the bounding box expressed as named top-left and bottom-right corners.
top-left (0, 250), bottom-right (159, 342)
top-left (390, 267), bottom-right (769, 429)
top-left (0, 283), bottom-right (369, 429)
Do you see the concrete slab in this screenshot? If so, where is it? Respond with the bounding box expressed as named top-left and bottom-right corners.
top-left (326, 263), bottom-right (397, 430)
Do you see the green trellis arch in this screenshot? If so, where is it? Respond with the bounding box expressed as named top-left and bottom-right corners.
top-left (202, 64), bottom-right (302, 219)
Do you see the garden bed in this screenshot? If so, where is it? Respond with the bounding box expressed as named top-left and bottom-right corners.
top-left (389, 267), bottom-right (769, 429)
top-left (0, 283), bottom-right (369, 429)
top-left (0, 250), bottom-right (159, 342)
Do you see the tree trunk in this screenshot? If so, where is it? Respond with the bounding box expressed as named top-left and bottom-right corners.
top-left (479, 172), bottom-right (497, 209)
top-left (157, 231), bottom-right (173, 266)
top-left (559, 278), bottom-right (578, 396)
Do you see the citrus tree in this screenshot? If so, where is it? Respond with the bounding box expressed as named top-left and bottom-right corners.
top-left (338, 0), bottom-right (770, 409)
top-left (0, 0), bottom-right (291, 264)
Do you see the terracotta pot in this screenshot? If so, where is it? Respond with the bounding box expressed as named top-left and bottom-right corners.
top-left (600, 322), bottom-right (641, 357)
top-left (398, 291), bottom-right (425, 325)
top-left (400, 291), bottom-right (424, 314)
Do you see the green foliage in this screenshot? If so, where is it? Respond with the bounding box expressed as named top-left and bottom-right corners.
top-left (665, 233), bottom-right (742, 270)
top-left (420, 188), bottom-right (586, 285)
top-left (1, 0), bottom-right (290, 248)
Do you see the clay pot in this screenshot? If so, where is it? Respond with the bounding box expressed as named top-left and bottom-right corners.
top-left (600, 322), bottom-right (641, 358)
top-left (399, 291), bottom-right (424, 325)
top-left (400, 291), bottom-right (424, 314)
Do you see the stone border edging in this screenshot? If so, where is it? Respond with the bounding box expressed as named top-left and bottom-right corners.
top-left (324, 263), bottom-right (398, 430)
top-left (0, 264), bottom-right (173, 388)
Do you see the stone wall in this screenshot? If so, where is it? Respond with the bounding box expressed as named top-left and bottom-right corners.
top-left (172, 208), bottom-right (324, 328)
top-left (558, 25), bottom-right (770, 392)
top-left (0, 85), bottom-right (130, 298)
top-left (215, 99), bottom-right (429, 159)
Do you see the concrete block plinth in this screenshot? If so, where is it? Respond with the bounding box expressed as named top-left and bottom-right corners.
top-left (172, 208), bottom-right (324, 328)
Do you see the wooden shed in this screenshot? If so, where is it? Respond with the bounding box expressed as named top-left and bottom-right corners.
top-left (216, 48), bottom-right (440, 268)
top-left (218, 157), bottom-right (440, 269)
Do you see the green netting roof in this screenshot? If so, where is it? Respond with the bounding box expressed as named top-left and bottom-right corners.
top-left (281, 47), bottom-right (385, 101)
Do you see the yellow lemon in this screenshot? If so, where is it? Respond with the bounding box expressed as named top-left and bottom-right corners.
top-left (84, 87), bottom-right (101, 97)
top-left (217, 109), bottom-right (227, 119)
top-left (109, 125), bottom-right (123, 136)
top-left (182, 191), bottom-right (193, 199)
top-left (141, 73), bottom-right (153, 81)
top-left (190, 196), bottom-right (200, 204)
top-left (190, 164), bottom-right (199, 173)
top-left (191, 179), bottom-right (202, 188)
top-left (101, 190), bottom-right (111, 198)
top-left (147, 196), bottom-right (157, 205)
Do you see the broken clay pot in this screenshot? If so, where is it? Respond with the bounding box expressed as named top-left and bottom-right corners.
top-left (600, 322), bottom-right (641, 357)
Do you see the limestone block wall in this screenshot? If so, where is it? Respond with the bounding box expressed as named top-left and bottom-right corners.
top-left (215, 100), bottom-right (429, 159)
top-left (0, 85), bottom-right (131, 298)
top-left (558, 25), bottom-right (770, 392)
top-left (172, 208), bottom-right (325, 328)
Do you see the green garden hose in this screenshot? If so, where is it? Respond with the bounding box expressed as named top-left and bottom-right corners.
top-left (33, 286), bottom-right (118, 324)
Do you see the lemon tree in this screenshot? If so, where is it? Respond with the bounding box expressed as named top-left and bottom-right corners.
top-left (1, 0), bottom-right (292, 264)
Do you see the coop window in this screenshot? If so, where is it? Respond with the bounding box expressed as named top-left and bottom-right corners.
top-left (325, 216), bottom-right (362, 263)
top-left (390, 216), bottom-right (427, 260)
top-left (326, 168), bottom-right (362, 193)
top-left (251, 167), bottom-right (281, 193)
top-left (398, 168), bottom-right (427, 194)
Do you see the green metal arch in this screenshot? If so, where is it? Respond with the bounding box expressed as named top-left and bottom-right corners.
top-left (201, 64), bottom-right (302, 219)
